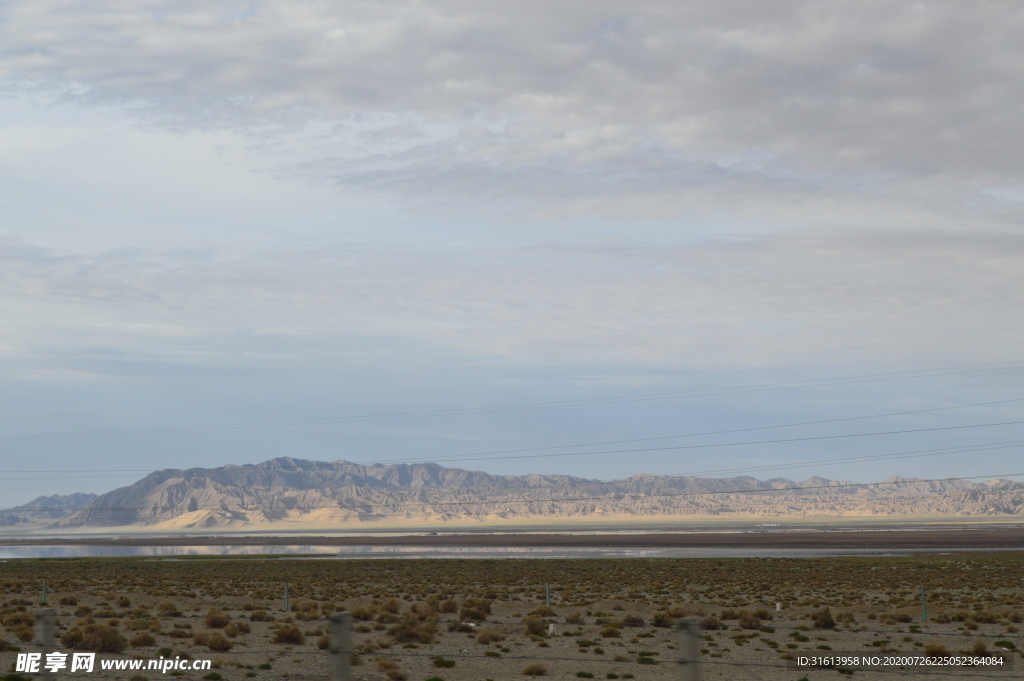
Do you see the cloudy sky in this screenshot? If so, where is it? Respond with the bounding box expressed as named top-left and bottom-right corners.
top-left (2, 0), bottom-right (1023, 505)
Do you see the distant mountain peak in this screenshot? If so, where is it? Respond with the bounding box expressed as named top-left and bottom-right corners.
top-left (5, 458), bottom-right (1021, 531)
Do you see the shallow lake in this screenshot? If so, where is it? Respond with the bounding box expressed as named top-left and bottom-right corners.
top-left (0, 544), bottom-right (1001, 559)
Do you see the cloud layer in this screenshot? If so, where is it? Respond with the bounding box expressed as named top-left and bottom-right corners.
top-left (3, 0), bottom-right (1023, 218)
top-left (1, 1), bottom-right (1023, 501)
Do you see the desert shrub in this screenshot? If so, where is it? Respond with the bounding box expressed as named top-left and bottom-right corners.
top-left (317, 634), bottom-right (329, 650)
top-left (205, 632), bottom-right (232, 652)
top-left (622, 615), bottom-right (645, 627)
top-left (223, 622), bottom-right (250, 637)
top-left (812, 607), bottom-right (836, 629)
top-left (599, 627), bottom-right (621, 638)
top-left (565, 612), bottom-right (584, 625)
top-left (460, 598), bottom-right (491, 622)
top-left (156, 602), bottom-right (181, 618)
top-left (205, 609), bottom-right (229, 629)
top-left (249, 610), bottom-right (275, 622)
top-left (272, 625), bottom-right (304, 645)
top-left (438, 599), bottom-right (458, 613)
top-left (350, 606), bottom-right (373, 621)
top-left (525, 618), bottom-right (547, 636)
top-left (130, 632), bottom-right (156, 647)
top-left (719, 609), bottom-right (739, 620)
top-left (59, 596), bottom-right (78, 606)
top-left (700, 616), bottom-right (722, 630)
top-left (432, 657), bottom-right (455, 668)
top-left (376, 658), bottom-right (399, 672)
top-left (522, 663), bottom-right (547, 676)
top-left (387, 621), bottom-right (436, 644)
top-left (924, 643), bottom-right (948, 658)
top-left (751, 608), bottom-right (773, 620)
top-left (117, 597), bottom-right (131, 608)
top-left (476, 628), bottom-right (504, 644)
top-left (652, 612), bottom-right (674, 628)
top-left (737, 614), bottom-right (761, 629)
top-left (61, 624), bottom-right (127, 653)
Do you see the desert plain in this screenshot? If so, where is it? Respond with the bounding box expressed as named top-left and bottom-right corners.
top-left (2, 550), bottom-right (1023, 681)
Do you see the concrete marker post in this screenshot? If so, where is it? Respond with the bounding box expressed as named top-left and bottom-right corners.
top-left (34, 608), bottom-right (56, 653)
top-left (329, 613), bottom-right (353, 681)
top-left (675, 616), bottom-right (700, 681)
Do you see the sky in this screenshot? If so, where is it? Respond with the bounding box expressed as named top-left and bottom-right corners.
top-left (1, 1), bottom-right (1023, 505)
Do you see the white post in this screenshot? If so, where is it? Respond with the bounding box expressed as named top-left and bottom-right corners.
top-left (675, 616), bottom-right (700, 681)
top-left (35, 608), bottom-right (56, 652)
top-left (329, 613), bottom-right (352, 681)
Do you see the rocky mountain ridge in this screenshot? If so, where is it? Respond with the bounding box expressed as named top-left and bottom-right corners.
top-left (6, 458), bottom-right (1023, 529)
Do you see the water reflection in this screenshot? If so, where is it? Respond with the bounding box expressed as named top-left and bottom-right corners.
top-left (0, 544), bottom-right (977, 560)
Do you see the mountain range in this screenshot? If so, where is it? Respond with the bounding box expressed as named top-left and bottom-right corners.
top-left (3, 457), bottom-right (1022, 531)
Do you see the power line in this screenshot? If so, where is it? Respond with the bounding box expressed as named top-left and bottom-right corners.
top-left (384, 419), bottom-right (1024, 466)
top-left (3, 398), bottom-right (1024, 476)
top-left (3, 360), bottom-right (1023, 442)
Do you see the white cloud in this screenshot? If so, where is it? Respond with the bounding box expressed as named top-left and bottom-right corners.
top-left (1, 0), bottom-right (1022, 220)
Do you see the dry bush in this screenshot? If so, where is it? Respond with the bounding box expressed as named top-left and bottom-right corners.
top-left (476, 628), bottom-right (504, 644)
top-left (564, 612), bottom-right (584, 625)
top-left (249, 610), bottom-right (275, 622)
top-left (204, 632), bottom-right (233, 652)
top-left (460, 598), bottom-right (492, 622)
top-left (924, 643), bottom-right (948, 658)
top-left (350, 606), bottom-right (373, 621)
top-left (59, 596), bottom-right (78, 606)
top-left (205, 609), bottom-right (230, 629)
top-left (738, 613), bottom-right (761, 629)
top-left (61, 624), bottom-right (128, 653)
top-left (812, 607), bottom-right (836, 629)
top-left (387, 620), bottom-right (436, 644)
top-left (272, 625), bottom-right (305, 645)
top-left (224, 622), bottom-right (250, 637)
top-left (376, 658), bottom-right (399, 672)
top-left (522, 663), bottom-right (547, 676)
top-left (700, 616), bottom-right (722, 630)
top-left (525, 618), bottom-right (547, 636)
top-left (130, 632), bottom-right (156, 647)
top-left (157, 601), bottom-right (181, 617)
